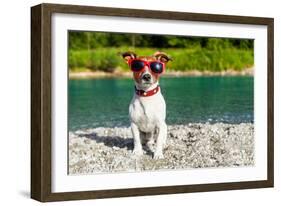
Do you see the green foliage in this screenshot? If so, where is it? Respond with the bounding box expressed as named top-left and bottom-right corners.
top-left (69, 47), bottom-right (253, 72)
top-left (160, 48), bottom-right (253, 72)
top-left (206, 38), bottom-right (231, 50)
top-left (69, 48), bottom-right (126, 72)
top-left (69, 32), bottom-right (254, 50)
top-left (68, 31), bottom-right (254, 72)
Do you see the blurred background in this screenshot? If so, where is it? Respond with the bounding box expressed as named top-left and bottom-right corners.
top-left (68, 31), bottom-right (254, 73)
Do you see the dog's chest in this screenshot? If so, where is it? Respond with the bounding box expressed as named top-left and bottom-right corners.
top-left (129, 94), bottom-right (165, 132)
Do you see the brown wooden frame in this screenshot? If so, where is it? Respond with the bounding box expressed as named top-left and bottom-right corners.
top-left (31, 3), bottom-right (274, 202)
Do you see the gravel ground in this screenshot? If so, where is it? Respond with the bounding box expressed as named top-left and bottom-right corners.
top-left (69, 123), bottom-right (254, 174)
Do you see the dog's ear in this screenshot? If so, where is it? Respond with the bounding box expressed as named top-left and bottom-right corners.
top-left (153, 51), bottom-right (172, 63)
top-left (120, 51), bottom-right (137, 63)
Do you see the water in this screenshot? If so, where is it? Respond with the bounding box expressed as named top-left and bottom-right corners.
top-left (69, 76), bottom-right (253, 131)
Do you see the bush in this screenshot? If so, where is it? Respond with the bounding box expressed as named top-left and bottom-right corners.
top-left (89, 49), bottom-right (120, 72)
top-left (69, 47), bottom-right (254, 72)
top-left (69, 48), bottom-right (124, 72)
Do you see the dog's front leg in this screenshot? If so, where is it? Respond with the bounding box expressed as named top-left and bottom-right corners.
top-left (154, 122), bottom-right (167, 159)
top-left (131, 122), bottom-right (143, 156)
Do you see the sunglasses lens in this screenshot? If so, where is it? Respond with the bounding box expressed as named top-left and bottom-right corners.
top-left (131, 60), bottom-right (144, 72)
top-left (150, 62), bottom-right (163, 73)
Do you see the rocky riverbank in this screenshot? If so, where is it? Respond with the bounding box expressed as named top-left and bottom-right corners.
top-left (69, 123), bottom-right (254, 174)
top-left (69, 68), bottom-right (254, 79)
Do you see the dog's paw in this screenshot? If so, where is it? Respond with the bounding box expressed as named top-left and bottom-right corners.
top-left (146, 141), bottom-right (155, 151)
top-left (132, 148), bottom-right (143, 157)
top-left (153, 151), bottom-right (164, 159)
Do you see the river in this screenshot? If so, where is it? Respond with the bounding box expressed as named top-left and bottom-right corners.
top-left (69, 76), bottom-right (253, 131)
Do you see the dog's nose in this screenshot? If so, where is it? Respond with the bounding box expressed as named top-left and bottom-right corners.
top-left (142, 74), bottom-right (151, 81)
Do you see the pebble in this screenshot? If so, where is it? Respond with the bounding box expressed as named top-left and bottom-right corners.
top-left (69, 123), bottom-right (254, 174)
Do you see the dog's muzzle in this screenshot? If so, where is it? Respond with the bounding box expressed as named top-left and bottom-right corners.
top-left (142, 74), bottom-right (151, 82)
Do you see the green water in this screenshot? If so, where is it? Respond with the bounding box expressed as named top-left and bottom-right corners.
top-left (69, 76), bottom-right (253, 131)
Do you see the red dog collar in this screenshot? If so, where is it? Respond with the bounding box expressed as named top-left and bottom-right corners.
top-left (135, 85), bottom-right (160, 97)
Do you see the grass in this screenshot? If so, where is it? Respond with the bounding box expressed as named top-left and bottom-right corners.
top-left (69, 47), bottom-right (254, 73)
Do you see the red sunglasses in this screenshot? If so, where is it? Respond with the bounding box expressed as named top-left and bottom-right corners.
top-left (128, 59), bottom-right (165, 74)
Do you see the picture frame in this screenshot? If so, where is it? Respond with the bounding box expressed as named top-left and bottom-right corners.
top-left (31, 3), bottom-right (274, 202)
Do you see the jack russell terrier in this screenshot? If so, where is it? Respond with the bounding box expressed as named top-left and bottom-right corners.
top-left (121, 51), bottom-right (172, 159)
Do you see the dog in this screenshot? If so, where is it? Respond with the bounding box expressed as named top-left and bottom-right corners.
top-left (121, 51), bottom-right (172, 159)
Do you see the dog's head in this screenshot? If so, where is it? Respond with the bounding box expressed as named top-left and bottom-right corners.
top-left (121, 51), bottom-right (172, 89)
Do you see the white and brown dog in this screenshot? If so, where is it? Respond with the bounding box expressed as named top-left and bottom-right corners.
top-left (122, 51), bottom-right (171, 159)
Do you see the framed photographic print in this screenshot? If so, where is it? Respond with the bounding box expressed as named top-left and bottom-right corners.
top-left (31, 3), bottom-right (274, 202)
